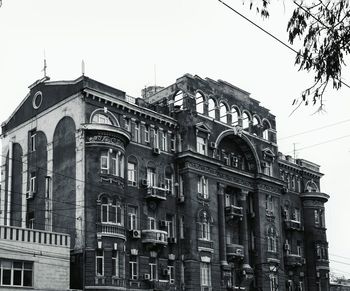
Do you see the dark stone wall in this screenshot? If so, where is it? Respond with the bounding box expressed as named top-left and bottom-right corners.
top-left (53, 116), bottom-right (76, 244)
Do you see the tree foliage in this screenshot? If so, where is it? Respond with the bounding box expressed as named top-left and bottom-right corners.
top-left (247, 0), bottom-right (350, 109)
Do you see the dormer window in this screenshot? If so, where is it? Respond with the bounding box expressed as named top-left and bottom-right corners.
top-left (92, 113), bottom-right (112, 125)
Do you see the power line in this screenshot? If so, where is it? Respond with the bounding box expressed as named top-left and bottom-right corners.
top-left (217, 0), bottom-right (350, 90)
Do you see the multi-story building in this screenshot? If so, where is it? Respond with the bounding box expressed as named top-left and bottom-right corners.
top-left (0, 73), bottom-right (330, 290)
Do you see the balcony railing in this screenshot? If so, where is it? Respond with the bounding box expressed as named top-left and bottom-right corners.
top-left (0, 225), bottom-right (70, 247)
top-left (198, 239), bottom-right (214, 250)
top-left (149, 280), bottom-right (170, 290)
top-left (225, 205), bottom-right (243, 220)
top-left (226, 243), bottom-right (244, 261)
top-left (284, 220), bottom-right (303, 231)
top-left (145, 186), bottom-right (167, 201)
top-left (142, 229), bottom-right (168, 246)
top-left (285, 254), bottom-right (305, 266)
top-left (96, 223), bottom-right (126, 240)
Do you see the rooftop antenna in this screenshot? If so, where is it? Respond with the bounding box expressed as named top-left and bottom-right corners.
top-left (42, 50), bottom-right (47, 78)
top-left (293, 142), bottom-right (299, 160)
top-left (154, 64), bottom-right (157, 89)
top-left (81, 59), bottom-right (85, 76)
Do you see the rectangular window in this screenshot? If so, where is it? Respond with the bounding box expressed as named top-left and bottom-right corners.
top-left (124, 118), bottom-right (130, 132)
top-left (134, 122), bottom-right (140, 143)
top-left (161, 131), bottom-right (167, 151)
top-left (129, 256), bottom-right (138, 280)
top-left (314, 210), bottom-right (320, 225)
top-left (200, 262), bottom-right (211, 287)
top-left (299, 281), bottom-right (304, 291)
top-left (153, 129), bottom-right (159, 149)
top-left (147, 168), bottom-right (156, 187)
top-left (165, 176), bottom-right (173, 194)
top-left (297, 241), bottom-right (302, 256)
top-left (0, 260), bottom-right (33, 287)
top-left (29, 131), bottom-right (36, 152)
top-left (30, 172), bottom-right (36, 194)
top-left (196, 136), bottom-right (207, 155)
top-left (293, 208), bottom-right (301, 223)
top-left (166, 214), bottom-right (175, 238)
top-left (201, 221), bottom-right (210, 241)
top-left (96, 249), bottom-right (104, 276)
top-left (101, 151), bottom-right (109, 174)
top-left (149, 258), bottom-right (157, 281)
top-left (269, 273), bottom-right (278, 291)
top-left (179, 175), bottom-right (184, 197)
top-left (263, 162), bottom-right (272, 176)
top-left (145, 125), bottom-right (150, 143)
top-left (168, 265), bottom-right (175, 283)
top-left (179, 216), bottom-right (184, 239)
top-left (170, 134), bottom-right (176, 151)
top-left (112, 250), bottom-right (119, 277)
top-left (268, 236), bottom-right (277, 252)
top-left (198, 176), bottom-right (208, 199)
top-left (110, 152), bottom-right (118, 176)
top-left (128, 162), bottom-right (136, 184)
top-left (148, 216), bottom-right (156, 230)
top-left (128, 206), bottom-right (138, 230)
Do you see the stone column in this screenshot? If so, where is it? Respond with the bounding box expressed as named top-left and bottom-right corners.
top-left (239, 189), bottom-right (253, 286)
top-left (217, 183), bottom-right (228, 267)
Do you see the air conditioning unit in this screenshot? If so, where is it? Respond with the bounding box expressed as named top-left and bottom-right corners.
top-left (168, 237), bottom-right (177, 244)
top-left (209, 142), bottom-right (216, 149)
top-left (143, 274), bottom-right (150, 280)
top-left (162, 268), bottom-right (169, 276)
top-left (178, 195), bottom-right (185, 203)
top-left (153, 148), bottom-right (160, 155)
top-left (130, 229), bottom-right (141, 239)
top-left (26, 191), bottom-right (34, 199)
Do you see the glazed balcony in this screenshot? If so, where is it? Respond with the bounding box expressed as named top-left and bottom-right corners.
top-left (145, 186), bottom-right (167, 201)
top-left (226, 243), bottom-right (244, 261)
top-left (141, 229), bottom-right (168, 246)
top-left (225, 205), bottom-right (243, 220)
top-left (284, 220), bottom-right (304, 231)
top-left (285, 254), bottom-right (305, 267)
top-left (96, 223), bottom-right (126, 240)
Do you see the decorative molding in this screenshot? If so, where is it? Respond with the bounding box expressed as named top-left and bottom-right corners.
top-left (86, 134), bottom-right (125, 148)
top-left (256, 183), bottom-right (281, 194)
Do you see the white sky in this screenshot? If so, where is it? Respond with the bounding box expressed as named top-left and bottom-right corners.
top-left (0, 0), bottom-right (349, 278)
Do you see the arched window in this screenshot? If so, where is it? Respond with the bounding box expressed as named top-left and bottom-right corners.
top-left (231, 107), bottom-right (239, 126)
top-left (199, 211), bottom-right (211, 240)
top-left (196, 92), bottom-right (205, 114)
top-left (174, 91), bottom-right (184, 110)
top-left (127, 156), bottom-right (138, 186)
top-left (242, 112), bottom-right (250, 130)
top-left (305, 180), bottom-right (319, 192)
top-left (267, 226), bottom-right (277, 252)
top-left (263, 120), bottom-right (271, 140)
top-left (219, 102), bottom-right (229, 124)
top-left (92, 113), bottom-right (112, 125)
top-left (100, 196), bottom-right (124, 226)
top-left (253, 116), bottom-right (260, 127)
top-left (208, 98), bottom-right (216, 119)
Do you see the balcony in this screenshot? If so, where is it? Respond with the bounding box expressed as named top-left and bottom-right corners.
top-left (284, 220), bottom-right (304, 231)
top-left (225, 205), bottom-right (243, 220)
top-left (96, 223), bottom-right (126, 240)
top-left (145, 186), bottom-right (167, 201)
top-left (226, 243), bottom-right (244, 261)
top-left (149, 280), bottom-right (170, 291)
top-left (198, 239), bottom-right (214, 252)
top-left (142, 229), bottom-right (168, 246)
top-left (285, 254), bottom-right (305, 267)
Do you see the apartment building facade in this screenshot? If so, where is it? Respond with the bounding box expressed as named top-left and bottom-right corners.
top-left (0, 74), bottom-right (330, 290)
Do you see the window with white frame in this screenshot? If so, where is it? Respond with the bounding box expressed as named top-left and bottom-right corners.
top-left (100, 150), bottom-right (125, 177)
top-left (198, 176), bottom-right (209, 199)
top-left (93, 113), bottom-right (113, 125)
top-left (101, 197), bottom-right (124, 226)
top-left (180, 216), bottom-right (184, 239)
top-left (269, 273), bottom-right (278, 291)
top-left (129, 256), bottom-right (138, 280)
top-left (124, 118), bottom-right (130, 131)
top-left (196, 136), bottom-right (207, 155)
top-left (149, 258), bottom-right (157, 281)
top-left (200, 212), bottom-right (211, 241)
top-left (200, 262), bottom-right (211, 288)
top-left (112, 250), bottom-right (119, 277)
top-left (147, 167), bottom-right (156, 187)
top-left (168, 265), bottom-right (175, 283)
top-left (153, 128), bottom-right (159, 149)
top-left (148, 216), bottom-right (156, 230)
top-left (127, 162), bottom-right (137, 185)
top-left (29, 130), bottom-right (36, 152)
top-left (0, 260), bottom-right (33, 287)
top-left (208, 98), bottom-right (216, 119)
top-left (161, 131), bottom-right (167, 151)
top-left (134, 122), bottom-right (140, 143)
top-left (263, 162), bottom-right (272, 176)
top-left (179, 174), bottom-right (184, 197)
top-left (196, 92), bottom-right (205, 114)
top-left (267, 227), bottom-right (277, 253)
top-left (292, 208), bottom-right (301, 223)
top-left (165, 168), bottom-right (173, 194)
top-left (128, 206), bottom-right (138, 230)
top-left (29, 172), bottom-right (36, 193)
top-left (96, 249), bottom-right (104, 276)
top-left (297, 241), bottom-right (302, 256)
top-left (299, 281), bottom-right (304, 291)
top-left (170, 133), bottom-right (175, 151)
top-left (145, 125), bottom-right (150, 143)
top-left (166, 214), bottom-right (175, 238)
